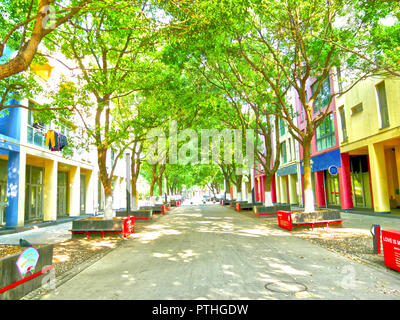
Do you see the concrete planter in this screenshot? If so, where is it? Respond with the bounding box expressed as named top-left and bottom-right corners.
top-left (71, 217), bottom-right (135, 238)
top-left (253, 204), bottom-right (291, 217)
top-left (290, 210), bottom-right (341, 224)
top-left (141, 205), bottom-right (165, 214)
top-left (0, 245), bottom-right (53, 300)
top-left (277, 209), bottom-right (342, 231)
top-left (116, 209), bottom-right (153, 219)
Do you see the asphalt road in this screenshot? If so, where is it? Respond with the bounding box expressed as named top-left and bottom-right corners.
top-left (40, 204), bottom-right (400, 300)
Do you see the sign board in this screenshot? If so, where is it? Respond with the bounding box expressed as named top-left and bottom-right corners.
top-left (328, 165), bottom-right (339, 176)
top-left (16, 247), bottom-right (40, 278)
top-left (382, 229), bottom-right (400, 272)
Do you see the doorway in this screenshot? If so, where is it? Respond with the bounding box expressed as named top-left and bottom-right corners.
top-left (57, 171), bottom-right (69, 218)
top-left (325, 171), bottom-right (340, 206)
top-left (25, 165), bottom-right (44, 223)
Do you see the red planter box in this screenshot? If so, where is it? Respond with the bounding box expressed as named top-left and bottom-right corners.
top-left (382, 229), bottom-right (400, 272)
top-left (277, 211), bottom-right (293, 231)
top-left (122, 216), bottom-right (135, 236)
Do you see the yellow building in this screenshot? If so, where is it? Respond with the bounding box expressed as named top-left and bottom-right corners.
top-left (335, 75), bottom-right (400, 214)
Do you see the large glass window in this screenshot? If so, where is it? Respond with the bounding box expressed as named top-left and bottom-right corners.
top-left (350, 156), bottom-right (372, 208)
top-left (376, 81), bottom-right (390, 128)
top-left (339, 107), bottom-right (347, 142)
top-left (279, 118), bottom-right (285, 136)
top-left (280, 141), bottom-right (287, 164)
top-left (312, 77), bottom-right (331, 113)
top-left (316, 114), bottom-right (336, 151)
top-left (27, 101), bottom-right (47, 148)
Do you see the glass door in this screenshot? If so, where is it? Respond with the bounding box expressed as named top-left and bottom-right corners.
top-left (57, 171), bottom-right (68, 218)
top-left (350, 156), bottom-right (372, 208)
top-left (80, 174), bottom-right (86, 215)
top-left (326, 171), bottom-right (340, 206)
top-left (25, 165), bottom-right (44, 222)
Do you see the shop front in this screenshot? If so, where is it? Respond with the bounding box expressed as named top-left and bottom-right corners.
top-left (301, 148), bottom-right (344, 209)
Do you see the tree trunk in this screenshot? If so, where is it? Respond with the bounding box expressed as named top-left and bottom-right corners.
top-left (98, 148), bottom-right (114, 220)
top-left (131, 178), bottom-right (138, 211)
top-left (158, 178), bottom-right (162, 197)
top-left (150, 164), bottom-right (157, 197)
top-left (303, 139), bottom-right (315, 212)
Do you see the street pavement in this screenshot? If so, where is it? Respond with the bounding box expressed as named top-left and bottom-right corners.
top-left (37, 204), bottom-right (400, 300)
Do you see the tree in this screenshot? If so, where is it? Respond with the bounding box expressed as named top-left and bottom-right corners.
top-left (166, 0), bottom-right (389, 212)
top-left (47, 3), bottom-right (163, 219)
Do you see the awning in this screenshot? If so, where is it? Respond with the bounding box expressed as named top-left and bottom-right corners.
top-left (301, 148), bottom-right (342, 174)
top-left (276, 163), bottom-right (298, 177)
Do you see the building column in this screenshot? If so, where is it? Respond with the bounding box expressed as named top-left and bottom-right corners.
top-left (69, 166), bottom-right (80, 216)
top-left (338, 152), bottom-right (353, 210)
top-left (271, 174), bottom-right (277, 203)
top-left (255, 178), bottom-right (259, 201)
top-left (315, 171), bottom-right (326, 207)
top-left (275, 175), bottom-right (281, 203)
top-left (86, 170), bottom-right (94, 215)
top-left (260, 176), bottom-right (265, 202)
top-left (43, 159), bottom-right (57, 221)
top-left (5, 150), bottom-right (24, 228)
top-left (242, 180), bottom-right (247, 202)
top-left (395, 146), bottom-right (400, 206)
top-left (288, 174), bottom-right (298, 205)
top-left (368, 143), bottom-right (390, 213)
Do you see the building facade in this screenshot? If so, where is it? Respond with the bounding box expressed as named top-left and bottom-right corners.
top-left (335, 74), bottom-right (400, 214)
top-left (0, 60), bottom-right (129, 229)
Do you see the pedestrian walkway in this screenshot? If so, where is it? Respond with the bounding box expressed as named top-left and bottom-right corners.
top-left (37, 204), bottom-right (400, 300)
top-left (341, 212), bottom-right (400, 232)
top-left (0, 222), bottom-right (73, 245)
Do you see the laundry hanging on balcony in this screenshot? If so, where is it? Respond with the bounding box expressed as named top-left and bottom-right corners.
top-left (44, 130), bottom-right (68, 151)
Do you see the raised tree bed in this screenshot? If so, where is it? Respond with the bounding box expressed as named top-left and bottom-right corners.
top-left (253, 204), bottom-right (291, 217)
top-left (221, 199), bottom-right (236, 206)
top-left (230, 200), bottom-right (247, 208)
top-left (71, 217), bottom-right (135, 239)
top-left (236, 202), bottom-right (264, 212)
top-left (116, 209), bottom-right (153, 220)
top-left (0, 244), bottom-right (54, 300)
top-left (277, 210), bottom-right (342, 231)
top-left (140, 205), bottom-right (166, 214)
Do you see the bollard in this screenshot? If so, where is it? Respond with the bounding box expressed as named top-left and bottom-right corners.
top-left (370, 224), bottom-right (381, 255)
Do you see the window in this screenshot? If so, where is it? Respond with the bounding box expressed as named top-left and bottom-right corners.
top-left (279, 118), bottom-right (285, 136)
top-left (351, 103), bottom-right (363, 115)
top-left (316, 114), bottom-right (336, 151)
top-left (339, 107), bottom-right (347, 142)
top-left (312, 77), bottom-right (331, 113)
top-left (280, 141), bottom-right (287, 164)
top-left (27, 101), bottom-right (47, 148)
top-left (376, 81), bottom-right (390, 128)
top-left (336, 66), bottom-right (343, 93)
